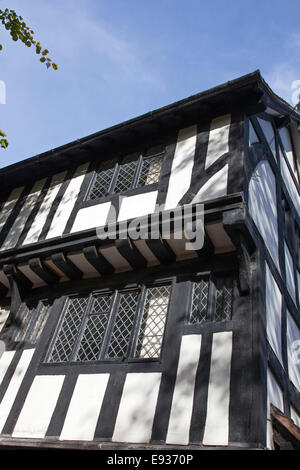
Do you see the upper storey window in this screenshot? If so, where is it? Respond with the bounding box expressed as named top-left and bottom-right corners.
top-left (87, 147), bottom-right (164, 201)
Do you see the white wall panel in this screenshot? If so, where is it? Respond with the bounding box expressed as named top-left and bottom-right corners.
top-left (248, 161), bottom-right (279, 270)
top-left (257, 117), bottom-right (276, 158)
top-left (280, 149), bottom-right (300, 216)
top-left (13, 375), bottom-right (65, 438)
top-left (1, 179), bottom-right (47, 251)
top-left (112, 372), bottom-right (161, 443)
top-left (23, 171), bottom-right (67, 245)
top-left (265, 263), bottom-right (283, 365)
top-left (166, 335), bottom-right (202, 445)
top-left (0, 186), bottom-right (24, 233)
top-left (205, 114), bottom-right (231, 169)
top-left (192, 164), bottom-right (228, 204)
top-left (46, 163), bottom-right (89, 239)
top-left (118, 191), bottom-right (158, 222)
top-left (0, 349), bottom-right (34, 432)
top-left (279, 127), bottom-right (295, 173)
top-left (165, 125), bottom-right (197, 210)
top-left (202, 331), bottom-right (232, 446)
top-left (60, 374), bottom-right (109, 441)
top-left (0, 350), bottom-right (15, 387)
top-left (71, 201), bottom-right (111, 233)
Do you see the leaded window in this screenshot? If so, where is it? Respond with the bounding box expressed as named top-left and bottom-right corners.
top-left (45, 283), bottom-right (171, 363)
top-left (189, 276), bottom-right (233, 324)
top-left (86, 150), bottom-right (164, 200)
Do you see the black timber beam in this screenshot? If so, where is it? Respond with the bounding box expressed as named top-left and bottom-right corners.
top-left (115, 239), bottom-right (147, 271)
top-left (29, 258), bottom-right (59, 285)
top-left (51, 253), bottom-right (83, 281)
top-left (83, 245), bottom-right (114, 276)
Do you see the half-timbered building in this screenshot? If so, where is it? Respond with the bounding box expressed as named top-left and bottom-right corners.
top-left (0, 70), bottom-right (299, 450)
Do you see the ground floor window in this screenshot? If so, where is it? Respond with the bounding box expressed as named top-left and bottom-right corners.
top-left (45, 282), bottom-right (172, 363)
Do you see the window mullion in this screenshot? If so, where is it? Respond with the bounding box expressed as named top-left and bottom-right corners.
top-left (44, 296), bottom-right (69, 362)
top-left (69, 295), bottom-right (94, 362)
top-left (110, 163), bottom-right (120, 194)
top-left (207, 275), bottom-right (216, 322)
top-left (128, 285), bottom-right (147, 359)
top-left (132, 154), bottom-right (143, 189)
top-left (98, 290), bottom-right (120, 359)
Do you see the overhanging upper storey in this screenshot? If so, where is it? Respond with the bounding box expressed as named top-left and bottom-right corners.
top-left (0, 70), bottom-right (299, 298)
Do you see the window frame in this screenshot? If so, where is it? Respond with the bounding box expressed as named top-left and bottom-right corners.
top-left (85, 150), bottom-right (165, 202)
top-left (187, 273), bottom-right (234, 326)
top-left (43, 280), bottom-right (172, 365)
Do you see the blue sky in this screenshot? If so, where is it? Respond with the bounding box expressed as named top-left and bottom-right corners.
top-left (0, 0), bottom-right (300, 168)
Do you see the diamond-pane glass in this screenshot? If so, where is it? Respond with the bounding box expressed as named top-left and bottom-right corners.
top-left (48, 297), bottom-right (88, 363)
top-left (215, 284), bottom-right (233, 322)
top-left (134, 285), bottom-right (171, 359)
top-left (76, 294), bottom-right (112, 361)
top-left (138, 155), bottom-right (163, 187)
top-left (87, 162), bottom-right (115, 200)
top-left (114, 161), bottom-right (137, 193)
top-left (189, 280), bottom-right (209, 324)
top-left (106, 291), bottom-right (139, 358)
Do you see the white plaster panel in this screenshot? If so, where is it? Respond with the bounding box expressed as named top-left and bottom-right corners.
top-left (118, 191), bottom-right (158, 222)
top-left (23, 171), bottom-right (67, 245)
top-left (257, 117), bottom-right (276, 158)
top-left (112, 372), bottom-right (161, 443)
top-left (166, 335), bottom-right (202, 445)
top-left (70, 201), bottom-right (111, 233)
top-left (165, 125), bottom-right (197, 210)
top-left (280, 149), bottom-right (300, 216)
top-left (284, 242), bottom-right (296, 303)
top-left (265, 263), bottom-right (283, 365)
top-left (1, 179), bottom-right (47, 251)
top-left (286, 311), bottom-right (300, 392)
top-left (279, 127), bottom-right (295, 172)
top-left (0, 349), bottom-right (35, 432)
top-left (60, 374), bottom-right (109, 441)
top-left (248, 161), bottom-right (279, 270)
top-left (13, 375), bottom-right (65, 438)
top-left (0, 350), bottom-right (15, 387)
top-left (205, 114), bottom-right (231, 169)
top-left (202, 331), bottom-right (232, 446)
top-left (192, 164), bottom-right (228, 204)
top-left (46, 163), bottom-right (89, 239)
top-left (249, 121), bottom-right (259, 145)
top-left (0, 186), bottom-right (24, 233)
